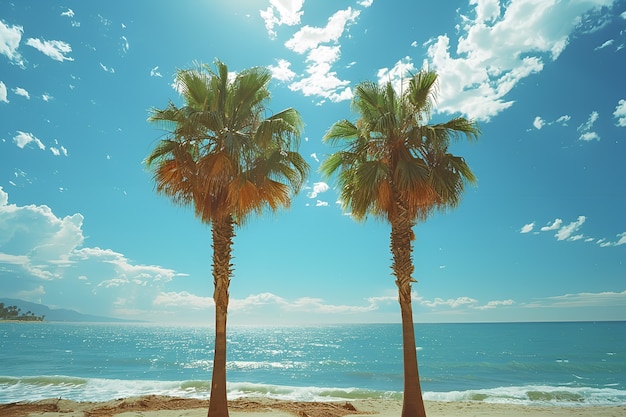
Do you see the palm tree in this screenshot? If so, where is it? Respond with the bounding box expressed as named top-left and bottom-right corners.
top-left (146, 60), bottom-right (309, 417)
top-left (321, 70), bottom-right (479, 417)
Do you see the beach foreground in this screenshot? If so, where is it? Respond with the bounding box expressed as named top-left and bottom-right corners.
top-left (1, 396), bottom-right (624, 417)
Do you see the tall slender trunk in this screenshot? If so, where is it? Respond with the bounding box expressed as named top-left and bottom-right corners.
top-left (391, 211), bottom-right (427, 417)
top-left (208, 216), bottom-right (235, 417)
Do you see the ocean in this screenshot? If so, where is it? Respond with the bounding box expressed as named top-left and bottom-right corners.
top-left (1, 321), bottom-right (624, 406)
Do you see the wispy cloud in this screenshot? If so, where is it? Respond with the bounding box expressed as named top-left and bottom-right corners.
top-left (377, 56), bottom-right (416, 94)
top-left (13, 131), bottom-right (45, 150)
top-left (594, 39), bottom-right (614, 50)
top-left (522, 215), bottom-right (626, 248)
top-left (614, 99), bottom-right (626, 127)
top-left (520, 222), bottom-right (534, 234)
top-left (541, 219), bottom-right (562, 232)
top-left (555, 115), bottom-right (571, 126)
top-left (0, 81), bottom-right (8, 103)
top-left (555, 216), bottom-right (586, 241)
top-left (268, 59), bottom-right (296, 82)
top-left (155, 290), bottom-right (386, 315)
top-left (526, 290), bottom-right (626, 308)
top-left (0, 187), bottom-right (184, 317)
top-left (99, 62), bottom-right (115, 73)
top-left (306, 182), bottom-right (329, 199)
top-left (260, 0), bottom-right (304, 39)
top-left (577, 110), bottom-right (600, 141)
top-left (531, 115), bottom-right (571, 130)
top-left (26, 38), bottom-right (73, 62)
top-left (60, 8), bottom-right (75, 18)
top-left (423, 0), bottom-right (612, 121)
top-left (13, 87), bottom-right (29, 99)
top-left (50, 140), bottom-right (68, 157)
top-left (121, 35), bottom-right (129, 53)
top-left (150, 66), bottom-right (162, 77)
top-left (284, 8), bottom-right (359, 103)
top-left (0, 20), bottom-right (25, 67)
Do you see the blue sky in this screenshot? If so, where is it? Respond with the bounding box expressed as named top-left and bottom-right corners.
top-left (1, 0), bottom-right (625, 325)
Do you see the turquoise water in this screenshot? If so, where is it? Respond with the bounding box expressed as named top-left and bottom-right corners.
top-left (0, 322), bottom-right (624, 405)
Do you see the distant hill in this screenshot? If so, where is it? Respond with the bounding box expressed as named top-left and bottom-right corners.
top-left (0, 298), bottom-right (144, 323)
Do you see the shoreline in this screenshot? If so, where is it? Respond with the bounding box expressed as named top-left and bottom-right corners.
top-left (1, 396), bottom-right (625, 417)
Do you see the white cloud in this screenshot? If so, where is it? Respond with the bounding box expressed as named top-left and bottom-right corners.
top-left (377, 56), bottom-right (417, 94)
top-left (531, 115), bottom-right (572, 129)
top-left (315, 200), bottom-right (329, 207)
top-left (358, 0), bottom-right (374, 7)
top-left (49, 141), bottom-right (68, 156)
top-left (286, 8), bottom-right (360, 54)
top-left (61, 8), bottom-right (75, 18)
top-left (0, 20), bottom-right (24, 66)
top-left (579, 131), bottom-right (600, 141)
top-left (525, 216), bottom-right (626, 248)
top-left (595, 231), bottom-right (626, 248)
top-left (555, 115), bottom-right (571, 126)
top-left (284, 8), bottom-right (359, 103)
top-left (615, 232), bottom-right (626, 246)
top-left (577, 110), bottom-right (600, 141)
top-left (613, 99), bottom-right (626, 127)
top-left (42, 93), bottom-right (53, 102)
top-left (594, 39), bottom-right (614, 50)
top-left (154, 291), bottom-right (213, 309)
top-left (578, 110), bottom-right (599, 131)
top-left (99, 62), bottom-right (115, 73)
top-left (306, 182), bottom-right (329, 198)
top-left (310, 152), bottom-right (319, 162)
top-left (424, 0), bottom-right (612, 121)
top-left (154, 290), bottom-right (387, 316)
top-left (260, 0), bottom-right (304, 39)
top-left (268, 59), bottom-right (296, 82)
top-left (537, 290), bottom-right (626, 308)
top-left (520, 222), bottom-right (534, 233)
top-left (288, 57), bottom-right (352, 102)
top-left (419, 295), bottom-right (478, 309)
top-left (555, 215), bottom-right (586, 241)
top-left (541, 218), bottom-right (562, 231)
top-left (13, 87), bottom-right (29, 99)
top-left (0, 81), bottom-right (8, 103)
top-left (533, 116), bottom-right (545, 130)
top-left (0, 186), bottom-right (8, 206)
top-left (150, 66), bottom-right (162, 77)
top-left (475, 299), bottom-right (515, 310)
top-left (0, 188), bottom-right (180, 297)
top-left (26, 38), bottom-right (73, 62)
top-left (121, 35), bottom-right (129, 53)
top-left (13, 131), bottom-right (45, 150)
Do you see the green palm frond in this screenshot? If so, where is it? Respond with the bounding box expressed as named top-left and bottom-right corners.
top-left (147, 59), bottom-right (310, 226)
top-left (321, 69), bottom-right (479, 224)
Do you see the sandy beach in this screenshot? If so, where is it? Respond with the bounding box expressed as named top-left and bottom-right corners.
top-left (1, 396), bottom-right (624, 417)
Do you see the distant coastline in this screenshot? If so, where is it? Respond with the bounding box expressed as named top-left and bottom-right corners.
top-left (0, 298), bottom-right (145, 323)
top-left (0, 302), bottom-right (45, 322)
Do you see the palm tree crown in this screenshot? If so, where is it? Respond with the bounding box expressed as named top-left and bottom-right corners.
top-left (322, 70), bottom-right (479, 223)
top-left (147, 60), bottom-right (309, 225)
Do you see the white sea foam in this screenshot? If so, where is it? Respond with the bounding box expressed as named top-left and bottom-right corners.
top-left (1, 376), bottom-right (625, 406)
top-left (424, 384), bottom-right (626, 406)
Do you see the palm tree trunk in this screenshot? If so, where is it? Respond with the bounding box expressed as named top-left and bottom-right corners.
top-left (208, 216), bottom-right (235, 417)
top-left (391, 211), bottom-right (427, 417)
